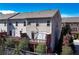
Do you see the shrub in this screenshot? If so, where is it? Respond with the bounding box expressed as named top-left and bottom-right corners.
top-left (35, 43), bottom-right (46, 54)
top-left (5, 38), bottom-right (15, 48)
top-left (13, 38), bottom-right (29, 54)
top-left (18, 38), bottom-right (29, 50)
top-left (0, 37), bottom-right (6, 55)
top-left (62, 45), bottom-right (73, 55)
top-left (13, 46), bottom-right (21, 55)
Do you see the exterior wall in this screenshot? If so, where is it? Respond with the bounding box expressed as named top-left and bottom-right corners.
top-left (7, 18), bottom-right (52, 39)
top-left (50, 11), bottom-right (62, 52)
top-left (0, 20), bottom-right (7, 32)
top-left (7, 19), bottom-right (27, 37)
top-left (26, 18), bottom-right (52, 39)
top-left (27, 18), bottom-right (51, 32)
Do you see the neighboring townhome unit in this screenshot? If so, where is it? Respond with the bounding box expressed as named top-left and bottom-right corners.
top-left (0, 10), bottom-right (62, 52)
top-left (62, 17), bottom-right (79, 39)
top-left (0, 13), bottom-right (18, 33)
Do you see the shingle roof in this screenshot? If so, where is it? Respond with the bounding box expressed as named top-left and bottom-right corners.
top-left (0, 13), bottom-right (17, 20)
top-left (10, 10), bottom-right (58, 19)
top-left (0, 10), bottom-right (58, 20)
top-left (62, 17), bottom-right (79, 23)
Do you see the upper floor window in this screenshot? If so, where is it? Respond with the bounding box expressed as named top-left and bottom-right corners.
top-left (36, 23), bottom-right (39, 26)
top-left (27, 21), bottom-right (31, 25)
top-left (24, 21), bottom-right (26, 26)
top-left (16, 22), bottom-right (18, 26)
top-left (47, 20), bottom-right (50, 26)
top-left (4, 22), bottom-right (6, 26)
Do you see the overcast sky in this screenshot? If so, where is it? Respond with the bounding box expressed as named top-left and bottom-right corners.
top-left (0, 3), bottom-right (79, 17)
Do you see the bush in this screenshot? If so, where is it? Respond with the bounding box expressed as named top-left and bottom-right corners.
top-left (62, 45), bottom-right (73, 55)
top-left (5, 38), bottom-right (15, 48)
top-left (13, 38), bottom-right (29, 54)
top-left (13, 47), bottom-right (21, 55)
top-left (18, 38), bottom-right (29, 50)
top-left (0, 37), bottom-right (6, 54)
top-left (35, 43), bottom-right (46, 54)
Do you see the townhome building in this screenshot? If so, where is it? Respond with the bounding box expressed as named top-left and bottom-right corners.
top-left (62, 17), bottom-right (79, 39)
top-left (0, 10), bottom-right (62, 52)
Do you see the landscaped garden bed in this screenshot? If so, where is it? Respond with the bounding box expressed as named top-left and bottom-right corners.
top-left (0, 36), bottom-right (47, 55)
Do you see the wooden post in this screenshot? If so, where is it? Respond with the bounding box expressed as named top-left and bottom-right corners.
top-left (34, 44), bottom-right (35, 52)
